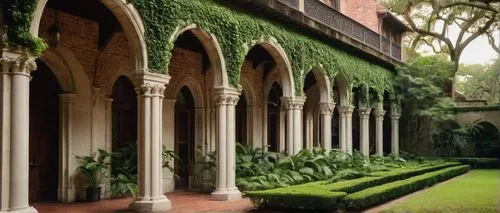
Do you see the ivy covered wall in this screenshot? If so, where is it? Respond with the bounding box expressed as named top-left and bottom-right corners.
top-left (3, 0), bottom-right (396, 98)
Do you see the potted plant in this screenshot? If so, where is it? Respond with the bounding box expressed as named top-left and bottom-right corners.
top-left (76, 149), bottom-right (110, 202)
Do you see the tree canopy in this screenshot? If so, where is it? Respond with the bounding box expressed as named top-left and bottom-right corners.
top-left (380, 0), bottom-right (500, 74)
top-left (456, 57), bottom-right (500, 104)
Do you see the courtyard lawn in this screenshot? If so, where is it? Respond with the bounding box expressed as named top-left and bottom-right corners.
top-left (385, 169), bottom-right (500, 213)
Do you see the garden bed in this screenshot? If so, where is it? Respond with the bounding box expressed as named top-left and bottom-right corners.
top-left (246, 163), bottom-right (469, 211)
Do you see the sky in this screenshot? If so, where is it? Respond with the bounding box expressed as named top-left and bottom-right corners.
top-left (460, 35), bottom-right (499, 65)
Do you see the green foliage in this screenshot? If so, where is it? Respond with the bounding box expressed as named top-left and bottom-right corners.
top-left (456, 58), bottom-right (500, 104)
top-left (106, 143), bottom-right (179, 198)
top-left (247, 188), bottom-right (347, 210)
top-left (343, 165), bottom-right (470, 210)
top-left (246, 161), bottom-right (465, 211)
top-left (127, 0), bottom-right (395, 95)
top-left (2, 0), bottom-right (48, 56)
top-left (431, 122), bottom-right (481, 157)
top-left (76, 149), bottom-right (111, 188)
top-left (109, 143), bottom-right (138, 198)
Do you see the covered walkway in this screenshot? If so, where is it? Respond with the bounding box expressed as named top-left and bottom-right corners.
top-left (33, 192), bottom-right (253, 213)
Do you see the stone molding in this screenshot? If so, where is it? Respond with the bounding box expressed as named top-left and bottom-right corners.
top-left (374, 109), bottom-right (386, 119)
top-left (319, 102), bottom-right (335, 115)
top-left (338, 106), bottom-right (354, 117)
top-left (358, 108), bottom-right (372, 118)
top-left (0, 48), bottom-right (37, 75)
top-left (281, 97), bottom-right (305, 110)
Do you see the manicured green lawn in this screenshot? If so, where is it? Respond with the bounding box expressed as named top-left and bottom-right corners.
top-left (385, 169), bottom-right (500, 213)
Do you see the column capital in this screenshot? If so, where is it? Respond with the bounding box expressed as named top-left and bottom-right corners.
top-left (1, 48), bottom-right (37, 75)
top-left (136, 83), bottom-right (166, 97)
top-left (213, 93), bottom-right (239, 106)
top-left (319, 102), bottom-right (335, 115)
top-left (391, 113), bottom-right (401, 120)
top-left (104, 98), bottom-right (113, 110)
top-left (358, 107), bottom-right (372, 118)
top-left (281, 97), bottom-right (305, 110)
top-left (374, 110), bottom-right (386, 120)
top-left (338, 106), bottom-right (354, 117)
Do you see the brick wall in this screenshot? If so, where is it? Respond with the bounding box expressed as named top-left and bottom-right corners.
top-left (39, 9), bottom-right (133, 90)
top-left (340, 0), bottom-right (383, 33)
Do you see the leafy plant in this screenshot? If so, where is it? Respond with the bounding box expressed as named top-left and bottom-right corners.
top-left (76, 149), bottom-right (111, 188)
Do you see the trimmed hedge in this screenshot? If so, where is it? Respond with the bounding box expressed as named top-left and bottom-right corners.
top-left (246, 162), bottom-right (462, 210)
top-left (247, 188), bottom-right (347, 210)
top-left (343, 165), bottom-right (470, 210)
top-left (422, 157), bottom-right (499, 169)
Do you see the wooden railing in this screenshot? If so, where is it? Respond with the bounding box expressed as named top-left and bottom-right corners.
top-left (277, 0), bottom-right (402, 61)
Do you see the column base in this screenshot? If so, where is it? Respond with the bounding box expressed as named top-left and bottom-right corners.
top-left (1, 206), bottom-right (38, 213)
top-left (211, 188), bottom-right (242, 201)
top-left (129, 196), bottom-right (171, 213)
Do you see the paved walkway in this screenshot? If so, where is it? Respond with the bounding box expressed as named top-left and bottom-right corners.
top-left (33, 191), bottom-right (254, 213)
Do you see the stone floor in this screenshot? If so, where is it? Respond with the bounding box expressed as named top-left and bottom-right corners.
top-left (33, 191), bottom-right (254, 213)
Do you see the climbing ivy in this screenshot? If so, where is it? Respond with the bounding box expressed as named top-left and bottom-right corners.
top-left (3, 0), bottom-right (396, 96)
top-left (128, 0), bottom-right (396, 96)
top-left (2, 0), bottom-right (47, 56)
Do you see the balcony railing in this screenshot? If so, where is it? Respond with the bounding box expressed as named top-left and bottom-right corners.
top-left (277, 0), bottom-right (402, 61)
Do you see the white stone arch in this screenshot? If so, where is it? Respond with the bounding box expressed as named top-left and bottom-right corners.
top-left (332, 73), bottom-right (351, 107)
top-left (31, 0), bottom-right (148, 71)
top-left (105, 69), bottom-right (135, 96)
top-left (169, 24), bottom-right (229, 88)
top-left (307, 67), bottom-right (332, 104)
top-left (239, 74), bottom-right (257, 107)
top-left (39, 45), bottom-right (92, 96)
top-left (263, 70), bottom-right (284, 97)
top-left (169, 76), bottom-right (205, 109)
top-left (245, 38), bottom-right (295, 97)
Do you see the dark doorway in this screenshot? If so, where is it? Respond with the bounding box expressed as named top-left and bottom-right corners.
top-left (29, 60), bottom-right (60, 203)
top-left (112, 76), bottom-right (137, 150)
top-left (175, 87), bottom-right (195, 189)
top-left (236, 93), bottom-right (247, 145)
top-left (267, 83), bottom-right (282, 152)
top-left (383, 92), bottom-right (392, 154)
top-left (472, 122), bottom-right (500, 157)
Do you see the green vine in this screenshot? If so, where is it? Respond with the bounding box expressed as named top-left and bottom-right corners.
top-left (3, 0), bottom-right (395, 96)
top-left (129, 0), bottom-right (396, 95)
top-left (2, 0), bottom-right (47, 56)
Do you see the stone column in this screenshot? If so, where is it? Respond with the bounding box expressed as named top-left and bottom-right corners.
top-left (58, 93), bottom-right (76, 202)
top-left (391, 106), bottom-right (401, 155)
top-left (374, 109), bottom-right (385, 157)
top-left (262, 101), bottom-right (268, 151)
top-left (129, 73), bottom-right (171, 213)
top-left (211, 87), bottom-right (242, 201)
top-left (359, 108), bottom-right (372, 156)
top-left (0, 49), bottom-right (37, 212)
top-left (319, 102), bottom-right (335, 152)
top-left (282, 97), bottom-right (305, 155)
top-left (338, 106), bottom-right (354, 155)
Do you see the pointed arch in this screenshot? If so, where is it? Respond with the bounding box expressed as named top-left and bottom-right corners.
top-left (332, 73), bottom-right (351, 107)
top-left (245, 38), bottom-right (295, 97)
top-left (31, 0), bottom-right (148, 72)
top-left (307, 67), bottom-right (331, 103)
top-left (170, 24), bottom-right (229, 88)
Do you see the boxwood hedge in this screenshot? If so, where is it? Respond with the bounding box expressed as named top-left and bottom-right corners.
top-left (246, 162), bottom-right (463, 210)
top-left (343, 165), bottom-right (470, 210)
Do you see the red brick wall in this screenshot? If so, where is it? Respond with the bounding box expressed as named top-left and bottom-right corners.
top-left (340, 0), bottom-right (382, 33)
top-left (39, 9), bottom-right (133, 90)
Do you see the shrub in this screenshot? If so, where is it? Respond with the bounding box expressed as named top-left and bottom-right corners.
top-left (343, 165), bottom-right (470, 210)
top-left (246, 188), bottom-right (347, 210)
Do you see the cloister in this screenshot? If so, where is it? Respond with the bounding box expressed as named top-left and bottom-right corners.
top-left (0, 0), bottom-right (411, 212)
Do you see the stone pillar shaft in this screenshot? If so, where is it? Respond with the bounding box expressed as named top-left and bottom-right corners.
top-left (375, 110), bottom-right (385, 157)
top-left (338, 106), bottom-right (354, 155)
top-left (282, 97), bottom-right (305, 155)
top-left (59, 93), bottom-right (77, 202)
top-left (129, 74), bottom-right (171, 213)
top-left (319, 103), bottom-right (335, 151)
top-left (0, 49), bottom-right (38, 213)
top-left (211, 88), bottom-right (241, 201)
top-left (391, 103), bottom-right (401, 155)
top-left (359, 108), bottom-right (372, 156)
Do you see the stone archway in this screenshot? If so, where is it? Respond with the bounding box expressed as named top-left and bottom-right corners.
top-left (29, 60), bottom-right (61, 203)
